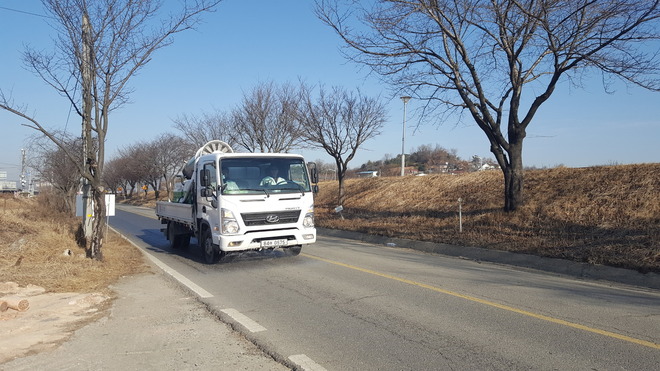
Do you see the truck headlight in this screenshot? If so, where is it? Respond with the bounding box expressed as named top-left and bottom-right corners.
top-left (221, 208), bottom-right (240, 234)
top-left (302, 204), bottom-right (314, 228)
top-left (223, 220), bottom-right (240, 234)
top-left (303, 213), bottom-right (314, 228)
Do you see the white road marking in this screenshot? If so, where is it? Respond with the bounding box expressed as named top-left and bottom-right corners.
top-left (289, 354), bottom-right (327, 371)
top-left (110, 227), bottom-right (214, 298)
top-left (221, 308), bottom-right (267, 332)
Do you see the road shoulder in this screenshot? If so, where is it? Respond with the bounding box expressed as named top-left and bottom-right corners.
top-left (2, 272), bottom-right (289, 370)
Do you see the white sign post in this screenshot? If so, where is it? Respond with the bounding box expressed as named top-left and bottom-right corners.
top-left (76, 193), bottom-right (116, 216)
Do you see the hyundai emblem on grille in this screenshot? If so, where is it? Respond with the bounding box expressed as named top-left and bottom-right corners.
top-left (266, 215), bottom-right (280, 223)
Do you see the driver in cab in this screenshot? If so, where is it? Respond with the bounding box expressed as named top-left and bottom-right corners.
top-left (260, 166), bottom-right (287, 186)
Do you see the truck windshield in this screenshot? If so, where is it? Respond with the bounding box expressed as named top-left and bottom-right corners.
top-left (219, 157), bottom-right (312, 195)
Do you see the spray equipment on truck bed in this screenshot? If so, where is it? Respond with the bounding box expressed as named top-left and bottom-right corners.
top-left (175, 140), bottom-right (234, 203)
top-left (183, 140), bottom-right (234, 179)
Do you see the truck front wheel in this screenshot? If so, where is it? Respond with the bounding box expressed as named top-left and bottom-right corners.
top-left (202, 230), bottom-right (217, 264)
top-left (201, 229), bottom-right (226, 264)
top-left (288, 245), bottom-right (302, 256)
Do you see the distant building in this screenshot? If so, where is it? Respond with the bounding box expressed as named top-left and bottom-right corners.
top-left (478, 163), bottom-right (499, 171)
top-left (357, 171), bottom-right (379, 178)
top-left (406, 167), bottom-right (420, 176)
top-left (426, 162), bottom-right (454, 174)
top-left (0, 181), bottom-right (18, 193)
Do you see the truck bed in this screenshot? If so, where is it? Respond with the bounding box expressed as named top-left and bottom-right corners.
top-left (155, 201), bottom-right (195, 226)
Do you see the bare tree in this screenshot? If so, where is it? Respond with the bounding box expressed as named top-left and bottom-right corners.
top-left (112, 135), bottom-right (189, 200)
top-left (127, 141), bottom-right (163, 199)
top-left (0, 0), bottom-right (220, 259)
top-left (314, 159), bottom-right (338, 181)
top-left (173, 110), bottom-right (235, 149)
top-left (300, 85), bottom-right (387, 205)
top-left (115, 152), bottom-right (142, 197)
top-left (27, 132), bottom-right (82, 213)
top-left (153, 133), bottom-right (192, 198)
top-left (407, 144), bottom-right (461, 173)
top-left (103, 157), bottom-right (128, 197)
top-left (232, 81), bottom-right (305, 153)
top-left (316, 0), bottom-right (660, 211)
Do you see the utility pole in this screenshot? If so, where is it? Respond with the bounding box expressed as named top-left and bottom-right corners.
top-left (20, 148), bottom-right (26, 191)
top-left (400, 96), bottom-right (411, 176)
top-left (81, 12), bottom-right (94, 239)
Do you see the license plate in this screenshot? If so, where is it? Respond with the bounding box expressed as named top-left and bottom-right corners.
top-left (260, 239), bottom-right (288, 248)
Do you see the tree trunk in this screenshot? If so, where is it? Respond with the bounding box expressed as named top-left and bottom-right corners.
top-left (87, 187), bottom-right (106, 260)
top-left (337, 175), bottom-right (345, 206)
top-left (503, 143), bottom-right (524, 211)
top-left (336, 161), bottom-right (347, 206)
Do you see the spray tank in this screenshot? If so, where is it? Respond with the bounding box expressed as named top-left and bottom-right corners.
top-left (182, 140), bottom-right (233, 179)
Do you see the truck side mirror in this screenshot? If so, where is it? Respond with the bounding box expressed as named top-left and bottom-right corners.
top-left (201, 186), bottom-right (216, 198)
top-left (200, 169), bottom-right (210, 187)
top-left (308, 162), bottom-right (319, 184)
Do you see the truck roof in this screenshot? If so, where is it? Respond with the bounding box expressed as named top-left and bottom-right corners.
top-left (199, 152), bottom-right (306, 160)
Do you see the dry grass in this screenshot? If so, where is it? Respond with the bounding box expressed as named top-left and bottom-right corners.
top-left (7, 163), bottom-right (653, 293)
top-left (0, 192), bottom-right (149, 293)
top-left (315, 164), bottom-right (660, 273)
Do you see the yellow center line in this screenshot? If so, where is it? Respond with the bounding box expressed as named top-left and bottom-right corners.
top-left (302, 253), bottom-right (660, 350)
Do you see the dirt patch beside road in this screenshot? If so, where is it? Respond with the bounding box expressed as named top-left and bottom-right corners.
top-left (0, 282), bottom-right (112, 363)
top-left (0, 194), bottom-right (148, 364)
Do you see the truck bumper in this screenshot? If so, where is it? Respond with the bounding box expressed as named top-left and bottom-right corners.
top-left (215, 227), bottom-right (316, 252)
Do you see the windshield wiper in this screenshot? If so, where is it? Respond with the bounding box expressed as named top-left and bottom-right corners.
top-left (241, 188), bottom-right (270, 197)
top-left (285, 182), bottom-right (306, 196)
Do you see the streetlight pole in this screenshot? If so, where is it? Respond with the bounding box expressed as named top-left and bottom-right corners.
top-left (400, 96), bottom-right (411, 176)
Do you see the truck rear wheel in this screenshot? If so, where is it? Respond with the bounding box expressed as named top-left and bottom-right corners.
top-left (179, 234), bottom-right (191, 249)
top-left (167, 223), bottom-right (190, 249)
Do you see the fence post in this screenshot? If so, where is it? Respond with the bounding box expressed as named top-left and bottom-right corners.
top-left (458, 198), bottom-right (463, 233)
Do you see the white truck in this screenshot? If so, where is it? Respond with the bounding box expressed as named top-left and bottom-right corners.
top-left (155, 140), bottom-right (318, 263)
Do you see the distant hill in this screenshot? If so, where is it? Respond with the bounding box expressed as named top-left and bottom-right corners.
top-left (315, 164), bottom-right (660, 273)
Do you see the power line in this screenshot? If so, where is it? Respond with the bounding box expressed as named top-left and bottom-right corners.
top-left (0, 5), bottom-right (51, 19)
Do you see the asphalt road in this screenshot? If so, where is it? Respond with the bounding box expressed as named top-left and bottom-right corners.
top-left (111, 205), bottom-right (660, 370)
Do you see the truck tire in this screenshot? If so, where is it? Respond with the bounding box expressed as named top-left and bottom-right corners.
top-left (166, 222), bottom-right (178, 248)
top-left (179, 234), bottom-right (191, 249)
top-left (288, 245), bottom-right (302, 256)
top-left (201, 229), bottom-right (226, 264)
top-left (202, 229), bottom-right (217, 264)
top-left (167, 223), bottom-right (190, 250)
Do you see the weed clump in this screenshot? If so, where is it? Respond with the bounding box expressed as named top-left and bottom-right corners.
top-left (0, 192), bottom-right (149, 293)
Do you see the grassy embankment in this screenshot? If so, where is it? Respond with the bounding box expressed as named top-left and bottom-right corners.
top-left (314, 164), bottom-right (659, 273)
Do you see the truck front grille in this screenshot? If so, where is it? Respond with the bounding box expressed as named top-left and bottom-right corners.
top-left (241, 210), bottom-right (301, 226)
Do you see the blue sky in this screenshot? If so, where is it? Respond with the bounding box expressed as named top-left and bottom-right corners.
top-left (1, 1), bottom-right (659, 182)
